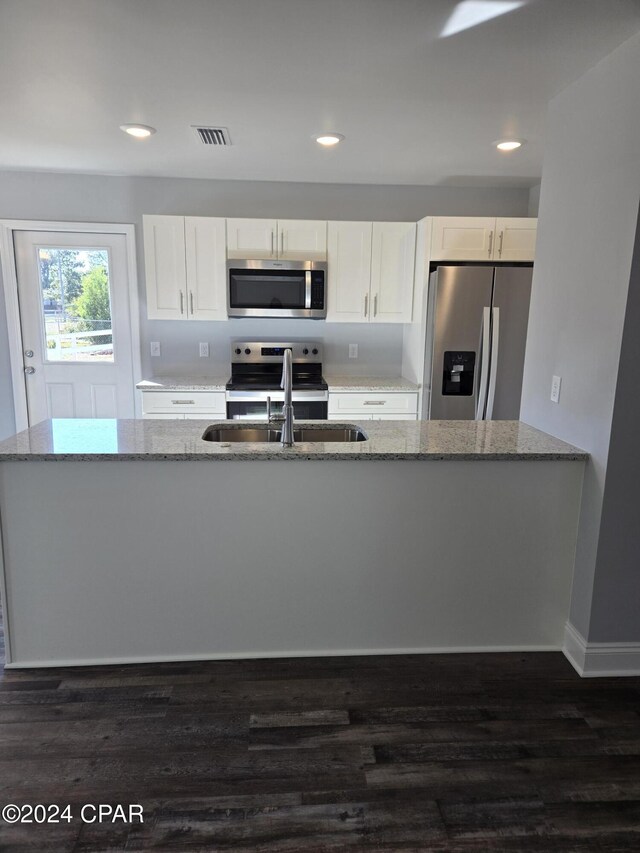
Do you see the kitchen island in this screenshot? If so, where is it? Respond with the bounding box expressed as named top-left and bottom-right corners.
top-left (0, 419), bottom-right (586, 668)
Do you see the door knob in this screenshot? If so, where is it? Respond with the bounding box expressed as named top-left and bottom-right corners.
top-left (24, 366), bottom-right (35, 375)
top-left (24, 349), bottom-right (34, 358)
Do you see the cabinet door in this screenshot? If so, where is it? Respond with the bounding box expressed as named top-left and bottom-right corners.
top-left (495, 217), bottom-right (537, 261)
top-left (326, 222), bottom-right (372, 323)
top-left (278, 220), bottom-right (327, 260)
top-left (430, 217), bottom-right (496, 262)
top-left (226, 218), bottom-right (277, 259)
top-left (370, 222), bottom-right (416, 323)
top-left (185, 217), bottom-right (227, 321)
top-left (143, 215), bottom-right (187, 319)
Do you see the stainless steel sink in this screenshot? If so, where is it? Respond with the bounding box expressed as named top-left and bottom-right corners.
top-left (291, 427), bottom-right (367, 442)
top-left (201, 425), bottom-right (280, 443)
top-left (201, 423), bottom-right (368, 443)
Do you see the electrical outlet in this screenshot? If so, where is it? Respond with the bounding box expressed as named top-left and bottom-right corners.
top-left (349, 344), bottom-right (358, 359)
top-left (150, 341), bottom-right (161, 357)
top-left (199, 342), bottom-right (209, 358)
top-left (551, 375), bottom-right (561, 403)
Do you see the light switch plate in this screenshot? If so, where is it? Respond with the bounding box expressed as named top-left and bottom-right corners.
top-left (199, 342), bottom-right (209, 358)
top-left (551, 375), bottom-right (561, 403)
top-left (150, 341), bottom-right (161, 357)
top-left (349, 344), bottom-right (358, 359)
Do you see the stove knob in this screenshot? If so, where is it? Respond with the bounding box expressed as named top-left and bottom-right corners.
top-left (244, 348), bottom-right (251, 355)
top-left (312, 348), bottom-right (319, 355)
top-left (303, 348), bottom-right (309, 355)
top-left (234, 347), bottom-right (242, 355)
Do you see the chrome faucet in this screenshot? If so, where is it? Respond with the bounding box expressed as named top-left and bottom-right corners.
top-left (280, 347), bottom-right (294, 446)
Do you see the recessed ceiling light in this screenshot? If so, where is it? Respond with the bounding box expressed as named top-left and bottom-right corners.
top-left (313, 133), bottom-right (345, 147)
top-left (495, 138), bottom-right (525, 151)
top-left (120, 124), bottom-right (156, 139)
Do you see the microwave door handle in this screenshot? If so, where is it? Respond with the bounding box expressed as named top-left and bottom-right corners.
top-left (305, 271), bottom-right (312, 309)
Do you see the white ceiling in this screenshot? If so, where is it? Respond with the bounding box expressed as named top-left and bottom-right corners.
top-left (1, 0), bottom-right (639, 186)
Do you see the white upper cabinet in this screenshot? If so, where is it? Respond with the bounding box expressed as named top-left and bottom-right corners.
top-left (430, 217), bottom-right (497, 262)
top-left (326, 222), bottom-right (372, 322)
top-left (430, 216), bottom-right (537, 262)
top-left (494, 217), bottom-right (538, 261)
top-left (143, 215), bottom-right (227, 321)
top-left (371, 222), bottom-right (416, 323)
top-left (143, 215), bottom-right (187, 320)
top-left (278, 220), bottom-right (327, 260)
top-left (185, 217), bottom-right (227, 321)
top-left (226, 218), bottom-right (327, 260)
top-left (327, 221), bottom-right (415, 324)
top-left (226, 218), bottom-right (277, 259)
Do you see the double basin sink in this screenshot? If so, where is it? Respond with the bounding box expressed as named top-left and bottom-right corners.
top-left (202, 423), bottom-right (368, 443)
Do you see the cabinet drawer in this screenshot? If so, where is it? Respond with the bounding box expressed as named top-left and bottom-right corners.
top-left (328, 392), bottom-right (418, 414)
top-left (142, 391), bottom-right (226, 414)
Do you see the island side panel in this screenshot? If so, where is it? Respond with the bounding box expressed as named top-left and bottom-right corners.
top-left (0, 459), bottom-right (584, 667)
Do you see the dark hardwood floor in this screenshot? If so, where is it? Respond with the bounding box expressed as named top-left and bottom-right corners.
top-left (1, 600), bottom-right (639, 851)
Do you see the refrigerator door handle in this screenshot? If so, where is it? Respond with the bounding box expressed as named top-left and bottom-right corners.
top-left (475, 306), bottom-right (491, 420)
top-left (486, 306), bottom-right (500, 419)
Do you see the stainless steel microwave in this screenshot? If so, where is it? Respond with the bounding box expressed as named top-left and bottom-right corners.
top-left (227, 260), bottom-right (327, 319)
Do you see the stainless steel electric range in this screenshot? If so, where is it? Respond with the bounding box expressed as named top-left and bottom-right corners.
top-left (225, 341), bottom-right (328, 420)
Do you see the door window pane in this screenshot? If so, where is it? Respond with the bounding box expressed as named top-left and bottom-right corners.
top-left (38, 248), bottom-right (114, 362)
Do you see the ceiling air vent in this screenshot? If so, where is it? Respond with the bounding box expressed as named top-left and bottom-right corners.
top-left (193, 126), bottom-right (232, 146)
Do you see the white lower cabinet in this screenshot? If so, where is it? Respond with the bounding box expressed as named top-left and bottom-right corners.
top-left (141, 391), bottom-right (226, 419)
top-left (328, 391), bottom-right (418, 421)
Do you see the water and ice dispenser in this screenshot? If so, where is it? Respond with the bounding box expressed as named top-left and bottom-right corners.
top-left (442, 351), bottom-right (476, 396)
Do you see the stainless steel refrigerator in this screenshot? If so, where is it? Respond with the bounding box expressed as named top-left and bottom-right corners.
top-left (425, 264), bottom-right (533, 420)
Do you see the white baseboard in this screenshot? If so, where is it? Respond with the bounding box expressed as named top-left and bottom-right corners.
top-left (563, 621), bottom-right (640, 677)
top-left (4, 643), bottom-right (560, 669)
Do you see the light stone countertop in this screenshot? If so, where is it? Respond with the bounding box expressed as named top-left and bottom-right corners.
top-left (136, 375), bottom-right (420, 393)
top-left (137, 376), bottom-right (229, 391)
top-left (0, 419), bottom-right (588, 462)
top-left (325, 376), bottom-right (419, 392)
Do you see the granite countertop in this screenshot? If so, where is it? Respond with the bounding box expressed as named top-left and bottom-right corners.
top-left (137, 376), bottom-right (229, 391)
top-left (325, 376), bottom-right (419, 392)
top-left (0, 419), bottom-right (588, 462)
top-left (137, 376), bottom-right (420, 393)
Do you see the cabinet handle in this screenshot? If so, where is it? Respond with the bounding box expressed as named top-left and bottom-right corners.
top-left (172, 399), bottom-right (195, 405)
top-left (280, 230), bottom-right (284, 256)
top-left (363, 400), bottom-right (385, 405)
top-left (364, 294), bottom-right (369, 317)
top-left (498, 231), bottom-right (504, 258)
top-left (179, 290), bottom-right (184, 315)
top-left (271, 231), bottom-right (275, 256)
top-left (190, 291), bottom-right (194, 314)
top-left (374, 294), bottom-right (378, 317)
top-left (488, 230), bottom-right (494, 259)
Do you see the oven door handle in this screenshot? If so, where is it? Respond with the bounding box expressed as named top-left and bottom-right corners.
top-left (226, 390), bottom-right (329, 402)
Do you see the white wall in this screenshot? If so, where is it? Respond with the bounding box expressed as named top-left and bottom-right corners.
top-left (0, 171), bottom-right (529, 438)
top-left (528, 184), bottom-right (541, 216)
top-left (589, 206), bottom-right (640, 642)
top-left (520, 32), bottom-right (640, 643)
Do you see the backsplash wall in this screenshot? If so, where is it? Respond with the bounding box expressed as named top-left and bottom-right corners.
top-left (144, 318), bottom-right (403, 378)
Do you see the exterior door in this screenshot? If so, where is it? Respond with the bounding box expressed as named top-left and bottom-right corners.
top-left (428, 266), bottom-right (494, 420)
top-left (14, 230), bottom-right (137, 424)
